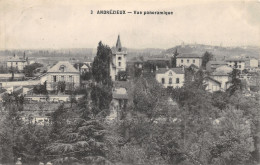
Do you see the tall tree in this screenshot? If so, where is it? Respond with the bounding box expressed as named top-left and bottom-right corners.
top-left (171, 49), bottom-right (179, 68)
top-left (201, 51), bottom-right (213, 69)
top-left (92, 41), bottom-right (112, 86)
top-left (228, 68), bottom-right (242, 95)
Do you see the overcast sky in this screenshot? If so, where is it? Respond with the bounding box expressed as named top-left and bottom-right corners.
top-left (0, 0), bottom-right (260, 50)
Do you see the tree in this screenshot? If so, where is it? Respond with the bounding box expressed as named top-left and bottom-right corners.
top-left (0, 95), bottom-right (23, 164)
top-left (171, 49), bottom-right (179, 68)
top-left (23, 63), bottom-right (43, 77)
top-left (202, 51), bottom-right (213, 69)
top-left (228, 68), bottom-right (242, 96)
top-left (92, 41), bottom-right (112, 86)
top-left (117, 71), bottom-right (127, 81)
top-left (46, 94), bottom-right (110, 164)
top-left (57, 81), bottom-right (66, 93)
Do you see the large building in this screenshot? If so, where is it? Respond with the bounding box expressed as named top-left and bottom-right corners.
top-left (176, 53), bottom-right (203, 68)
top-left (226, 57), bottom-right (258, 71)
top-left (46, 61), bottom-right (80, 91)
top-left (110, 35), bottom-right (127, 81)
top-left (7, 54), bottom-right (28, 71)
top-left (155, 67), bottom-right (185, 88)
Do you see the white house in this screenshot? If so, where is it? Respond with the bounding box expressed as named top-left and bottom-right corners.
top-left (226, 57), bottom-right (258, 71)
top-left (176, 53), bottom-right (203, 68)
top-left (204, 77), bottom-right (221, 92)
top-left (207, 65), bottom-right (233, 91)
top-left (155, 67), bottom-right (185, 88)
top-left (46, 61), bottom-right (80, 91)
top-left (7, 54), bottom-right (28, 71)
top-left (80, 64), bottom-right (90, 73)
top-left (110, 35), bottom-right (127, 81)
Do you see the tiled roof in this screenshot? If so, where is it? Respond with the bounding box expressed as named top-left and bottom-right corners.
top-left (156, 68), bottom-right (184, 74)
top-left (177, 53), bottom-right (203, 58)
top-left (47, 61), bottom-right (79, 73)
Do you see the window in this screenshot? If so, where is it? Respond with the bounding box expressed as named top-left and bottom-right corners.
top-left (238, 65), bottom-right (241, 68)
top-left (169, 78), bottom-right (172, 84)
top-left (193, 60), bottom-right (195, 63)
top-left (162, 78), bottom-right (165, 84)
top-left (176, 78), bottom-right (180, 84)
top-left (168, 71), bottom-right (173, 76)
top-left (187, 59), bottom-right (189, 63)
top-left (69, 75), bottom-right (73, 82)
top-left (118, 62), bottom-right (121, 67)
top-left (61, 76), bottom-right (65, 81)
top-left (60, 65), bottom-right (65, 72)
top-left (16, 62), bottom-right (18, 65)
top-left (53, 76), bottom-right (57, 82)
top-left (181, 60), bottom-right (183, 63)
top-left (118, 57), bottom-right (122, 60)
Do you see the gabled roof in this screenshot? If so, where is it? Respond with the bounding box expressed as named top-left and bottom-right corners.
top-left (47, 61), bottom-right (79, 73)
top-left (156, 68), bottom-right (184, 74)
top-left (81, 64), bottom-right (89, 69)
top-left (177, 53), bottom-right (203, 58)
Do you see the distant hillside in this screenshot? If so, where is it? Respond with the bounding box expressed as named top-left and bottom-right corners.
top-left (164, 44), bottom-right (260, 60)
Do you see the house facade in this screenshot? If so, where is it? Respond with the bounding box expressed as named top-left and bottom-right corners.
top-left (46, 61), bottom-right (80, 91)
top-left (7, 54), bottom-right (28, 71)
top-left (207, 65), bottom-right (233, 91)
top-left (226, 57), bottom-right (258, 71)
top-left (176, 53), bottom-right (203, 68)
top-left (204, 77), bottom-right (221, 93)
top-left (155, 67), bottom-right (185, 88)
top-left (110, 35), bottom-right (127, 81)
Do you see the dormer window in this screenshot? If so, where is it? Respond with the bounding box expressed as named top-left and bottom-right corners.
top-left (60, 65), bottom-right (65, 72)
top-left (168, 71), bottom-right (173, 76)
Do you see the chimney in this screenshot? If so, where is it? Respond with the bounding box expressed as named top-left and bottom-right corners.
top-left (182, 65), bottom-right (185, 72)
top-left (166, 65), bottom-right (169, 70)
top-left (156, 65), bottom-right (158, 71)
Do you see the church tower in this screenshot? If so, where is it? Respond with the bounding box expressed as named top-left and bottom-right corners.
top-left (110, 35), bottom-right (127, 81)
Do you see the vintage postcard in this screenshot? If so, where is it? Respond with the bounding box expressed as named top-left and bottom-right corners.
top-left (0, 0), bottom-right (259, 165)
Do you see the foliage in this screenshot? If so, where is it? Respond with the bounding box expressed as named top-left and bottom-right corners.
top-left (57, 81), bottom-right (66, 93)
top-left (92, 41), bottom-right (112, 86)
top-left (33, 81), bottom-right (48, 95)
top-left (117, 71), bottom-right (127, 81)
top-left (171, 49), bottom-right (179, 68)
top-left (90, 85), bottom-right (112, 118)
top-left (202, 51), bottom-right (213, 69)
top-left (23, 63), bottom-right (43, 77)
top-left (0, 95), bottom-right (23, 164)
top-left (228, 68), bottom-right (242, 95)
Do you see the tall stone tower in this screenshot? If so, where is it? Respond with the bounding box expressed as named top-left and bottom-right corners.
top-left (110, 35), bottom-right (127, 81)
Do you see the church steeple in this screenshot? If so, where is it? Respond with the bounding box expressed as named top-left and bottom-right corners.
top-left (116, 35), bottom-right (122, 52)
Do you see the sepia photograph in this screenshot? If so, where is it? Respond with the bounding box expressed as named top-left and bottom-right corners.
top-left (0, 0), bottom-right (260, 164)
